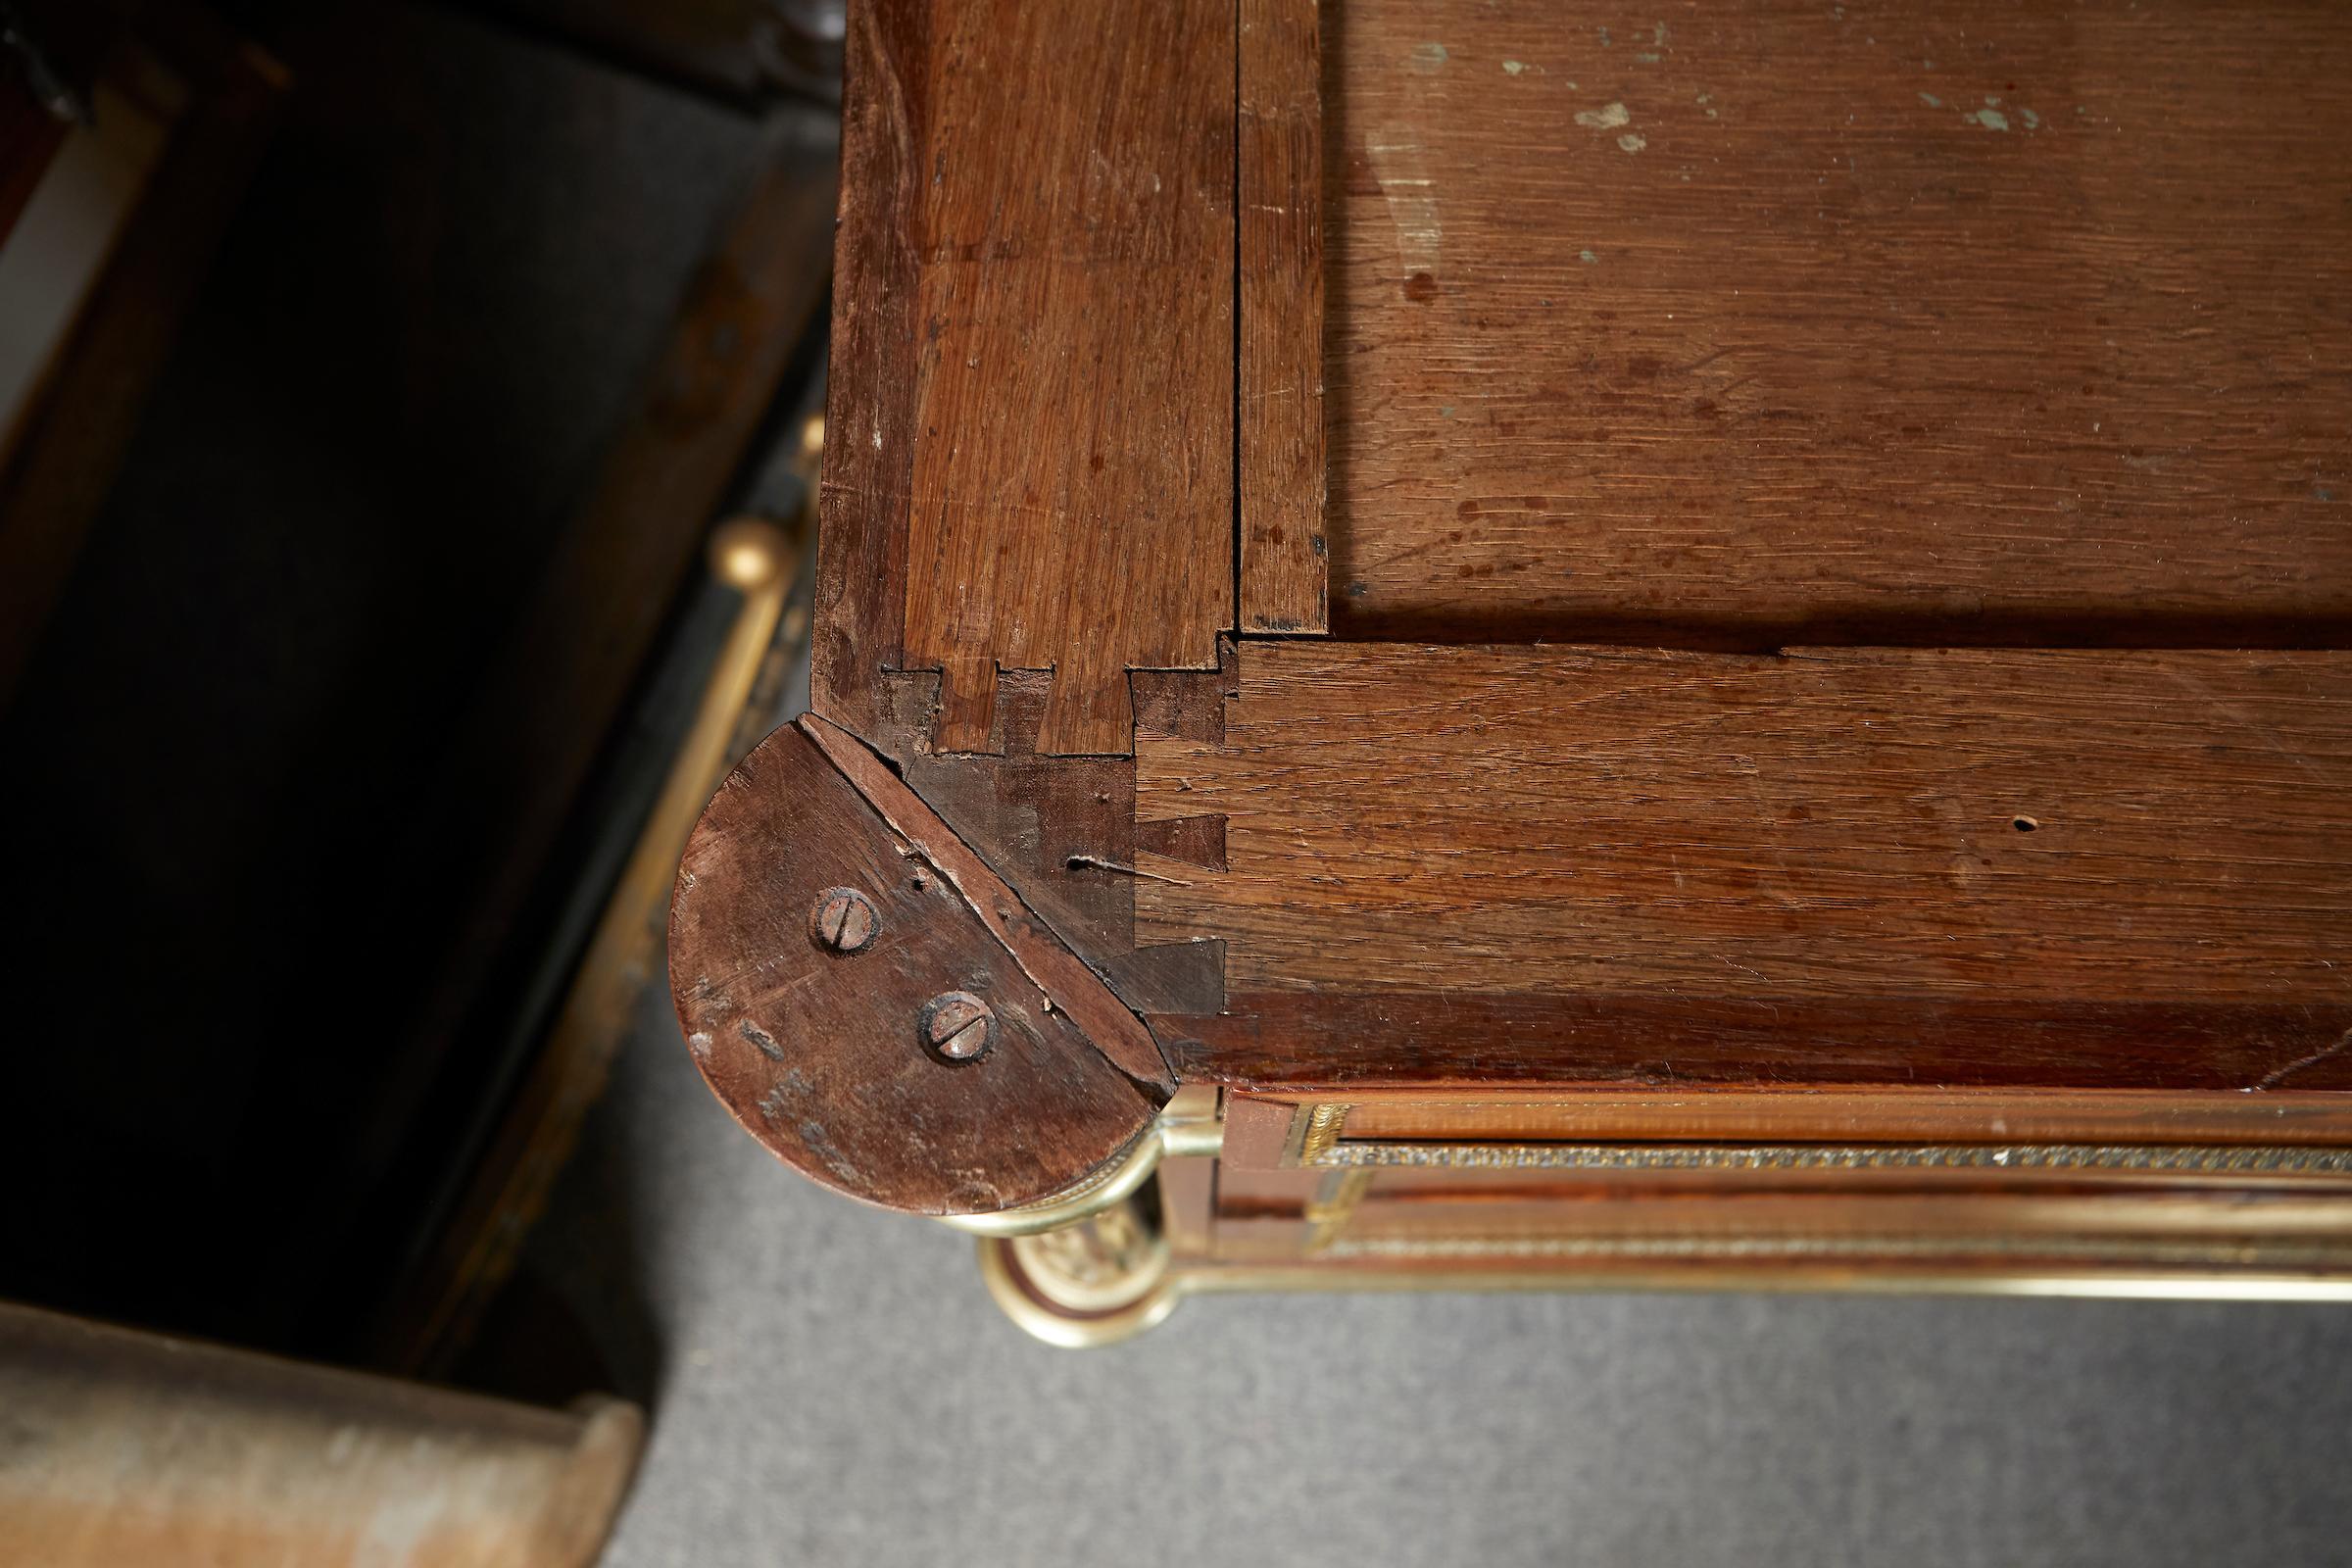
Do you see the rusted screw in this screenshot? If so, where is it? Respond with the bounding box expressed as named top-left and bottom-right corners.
top-left (920, 991), bottom-right (997, 1062)
top-left (809, 887), bottom-right (879, 954)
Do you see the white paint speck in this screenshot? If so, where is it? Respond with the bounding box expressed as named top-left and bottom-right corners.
top-left (1618, 132), bottom-right (1647, 153)
top-left (1575, 101), bottom-right (1632, 131)
top-left (1365, 130), bottom-right (1443, 277)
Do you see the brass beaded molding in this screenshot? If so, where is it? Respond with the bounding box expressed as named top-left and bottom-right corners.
top-left (1322, 1233), bottom-right (2352, 1267)
top-left (1295, 1102), bottom-right (1351, 1166)
top-left (1307, 1140), bottom-right (2352, 1175)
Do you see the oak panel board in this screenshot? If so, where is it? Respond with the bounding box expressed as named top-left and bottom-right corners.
top-left (1324, 0), bottom-right (2352, 647)
top-left (818, 0), bottom-right (1237, 757)
top-left (1138, 641), bottom-right (2352, 1088)
top-left (1239, 0), bottom-right (1330, 634)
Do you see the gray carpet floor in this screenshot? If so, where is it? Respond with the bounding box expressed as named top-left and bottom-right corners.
top-left (531, 876), bottom-right (2352, 1568)
top-left (507, 48), bottom-right (2352, 1560)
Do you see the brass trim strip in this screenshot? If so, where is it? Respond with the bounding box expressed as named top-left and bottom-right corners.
top-left (1301, 1169), bottom-right (1376, 1253)
top-left (1172, 1265), bottom-right (2352, 1302)
top-left (1309, 1141), bottom-right (2352, 1175)
top-left (1295, 1102), bottom-right (1350, 1165)
top-left (976, 1226), bottom-right (2352, 1345)
top-left (1321, 1233), bottom-right (2352, 1267)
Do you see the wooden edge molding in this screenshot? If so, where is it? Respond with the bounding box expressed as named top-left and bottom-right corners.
top-left (667, 715), bottom-right (1169, 1217)
top-left (808, 0), bottom-right (921, 741)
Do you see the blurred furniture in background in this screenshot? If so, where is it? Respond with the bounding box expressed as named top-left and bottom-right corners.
top-left (0, 0), bottom-right (835, 1397)
top-left (0, 1301), bottom-right (640, 1567)
top-left (0, 0), bottom-right (284, 705)
top-left (474, 0), bottom-right (845, 105)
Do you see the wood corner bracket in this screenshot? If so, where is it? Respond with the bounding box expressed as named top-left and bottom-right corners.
top-left (797, 713), bottom-right (1173, 1091)
top-left (667, 713), bottom-right (1173, 1218)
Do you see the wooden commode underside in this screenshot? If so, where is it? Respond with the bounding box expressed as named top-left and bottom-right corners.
top-left (671, 0), bottom-right (2352, 1329)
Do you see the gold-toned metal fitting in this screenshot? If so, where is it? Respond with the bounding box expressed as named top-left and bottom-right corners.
top-left (1302, 1168), bottom-right (1375, 1253)
top-left (1311, 1141), bottom-right (2352, 1175)
top-left (975, 1210), bottom-right (1183, 1349)
top-left (1294, 1102), bottom-right (1350, 1165)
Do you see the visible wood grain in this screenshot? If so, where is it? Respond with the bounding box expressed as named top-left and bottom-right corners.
top-left (670, 721), bottom-right (1160, 1214)
top-left (1221, 1095), bottom-right (1301, 1168)
top-left (1238, 0), bottom-right (1327, 634)
top-left (1139, 641), bottom-right (2352, 1089)
top-left (902, 669), bottom-right (1144, 964)
top-left (810, 0), bottom-right (926, 739)
top-left (1137, 813), bottom-right (1227, 870)
top-left (880, 671), bottom-right (1232, 1038)
top-left (1324, 0), bottom-right (2352, 646)
top-left (804, 713), bottom-right (1172, 1091)
top-left (1163, 992), bottom-right (2352, 1092)
top-left (818, 0), bottom-right (1236, 756)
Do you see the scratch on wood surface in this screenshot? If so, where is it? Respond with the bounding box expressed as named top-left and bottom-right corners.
top-left (739, 1019), bottom-right (786, 1061)
top-left (2256, 1026), bottom-right (2352, 1090)
top-left (2166, 664), bottom-right (2337, 787)
top-left (1066, 855), bottom-right (1195, 886)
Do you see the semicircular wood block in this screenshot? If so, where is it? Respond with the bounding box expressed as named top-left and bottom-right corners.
top-left (669, 714), bottom-right (1171, 1215)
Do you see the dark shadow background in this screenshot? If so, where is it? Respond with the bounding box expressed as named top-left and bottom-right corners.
top-left (5, 6), bottom-right (2352, 1566)
top-left (0, 0), bottom-right (832, 1387)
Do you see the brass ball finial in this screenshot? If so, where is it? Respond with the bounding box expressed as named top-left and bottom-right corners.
top-left (707, 516), bottom-right (789, 590)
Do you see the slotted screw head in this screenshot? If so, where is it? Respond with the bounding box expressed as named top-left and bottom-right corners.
top-left (809, 886), bottom-right (879, 954)
top-left (920, 991), bottom-right (997, 1062)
